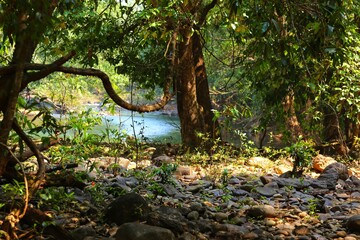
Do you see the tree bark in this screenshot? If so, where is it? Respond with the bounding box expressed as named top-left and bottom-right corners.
top-left (175, 29), bottom-right (220, 149)
top-left (282, 93), bottom-right (303, 142)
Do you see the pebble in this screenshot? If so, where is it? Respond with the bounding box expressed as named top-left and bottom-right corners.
top-left (242, 232), bottom-right (258, 239)
top-left (336, 231), bottom-right (347, 237)
top-left (68, 155), bottom-right (360, 240)
top-left (344, 236), bottom-right (357, 240)
top-left (214, 212), bottom-right (228, 222)
top-left (264, 218), bottom-right (277, 226)
top-left (293, 225), bottom-right (309, 235)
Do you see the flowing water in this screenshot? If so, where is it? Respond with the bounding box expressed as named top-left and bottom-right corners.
top-left (102, 111), bottom-right (181, 143)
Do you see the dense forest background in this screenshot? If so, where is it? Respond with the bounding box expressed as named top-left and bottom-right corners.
top-left (0, 0), bottom-right (359, 239)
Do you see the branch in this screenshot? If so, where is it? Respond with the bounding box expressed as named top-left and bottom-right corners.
top-left (54, 66), bottom-right (174, 112)
top-left (23, 50), bottom-right (76, 86)
top-left (12, 120), bottom-right (45, 183)
top-left (8, 139), bottom-right (59, 166)
top-left (0, 51), bottom-right (76, 93)
top-left (198, 0), bottom-right (218, 26)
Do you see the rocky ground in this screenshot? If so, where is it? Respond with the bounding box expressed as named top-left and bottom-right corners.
top-left (16, 149), bottom-right (360, 239)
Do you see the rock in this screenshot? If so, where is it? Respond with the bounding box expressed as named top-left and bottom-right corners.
top-left (187, 211), bottom-right (199, 220)
top-left (255, 186), bottom-right (277, 197)
top-left (160, 183), bottom-right (181, 197)
top-left (336, 230), bottom-right (347, 237)
top-left (260, 175), bottom-right (273, 185)
top-left (175, 166), bottom-right (192, 176)
top-left (350, 175), bottom-right (360, 186)
top-left (312, 154), bottom-right (337, 172)
top-left (152, 154), bottom-right (174, 167)
top-left (146, 206), bottom-right (188, 234)
top-left (246, 205), bottom-right (276, 219)
top-left (242, 232), bottom-right (258, 239)
top-left (214, 212), bottom-right (228, 222)
top-left (322, 162), bottom-right (349, 180)
top-left (264, 218), bottom-right (276, 226)
top-left (104, 193), bottom-right (150, 225)
top-left (186, 185), bottom-right (203, 193)
top-left (232, 188), bottom-right (250, 197)
top-left (313, 167), bottom-right (341, 189)
top-left (189, 202), bottom-right (204, 212)
top-left (346, 215), bottom-right (360, 233)
top-left (247, 157), bottom-right (273, 168)
top-left (350, 191), bottom-right (360, 199)
top-left (178, 232), bottom-right (197, 240)
top-left (114, 222), bottom-right (175, 240)
top-left (344, 236), bottom-right (358, 240)
top-left (228, 177), bottom-right (241, 184)
top-left (293, 225), bottom-right (309, 235)
top-left (273, 177), bottom-right (311, 189)
top-left (125, 177), bottom-right (139, 188)
top-left (213, 223), bottom-right (248, 237)
top-left (71, 225), bottom-right (96, 239)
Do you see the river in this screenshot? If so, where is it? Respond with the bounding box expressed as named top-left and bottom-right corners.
top-left (101, 110), bottom-right (181, 143)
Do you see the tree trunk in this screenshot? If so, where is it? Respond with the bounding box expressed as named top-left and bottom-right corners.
top-left (176, 30), bottom-right (220, 149)
top-left (282, 93), bottom-right (303, 142)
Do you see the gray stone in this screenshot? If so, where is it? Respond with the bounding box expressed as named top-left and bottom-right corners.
top-left (273, 178), bottom-right (311, 189)
top-left (178, 232), bottom-right (197, 240)
top-left (71, 225), bottom-right (96, 239)
top-left (187, 211), bottom-right (199, 220)
top-left (350, 191), bottom-right (360, 199)
top-left (146, 206), bottom-right (188, 234)
top-left (114, 222), bottom-right (175, 240)
top-left (322, 162), bottom-right (349, 180)
top-left (346, 215), bottom-right (360, 233)
top-left (350, 176), bottom-right (360, 186)
top-left (190, 202), bottom-right (204, 212)
top-left (104, 193), bottom-right (150, 225)
top-left (255, 186), bottom-right (277, 197)
top-left (125, 177), bottom-right (139, 188)
top-left (246, 205), bottom-right (276, 219)
top-left (160, 183), bottom-right (180, 197)
top-left (232, 188), bottom-right (250, 197)
top-left (214, 212), bottom-right (228, 222)
top-left (152, 154), bottom-right (174, 167)
top-left (228, 177), bottom-right (241, 184)
top-left (186, 185), bottom-right (203, 193)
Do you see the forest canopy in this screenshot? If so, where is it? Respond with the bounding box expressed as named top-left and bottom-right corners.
top-left (0, 0), bottom-right (359, 239)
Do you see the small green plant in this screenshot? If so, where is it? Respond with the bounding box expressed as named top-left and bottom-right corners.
top-left (147, 182), bottom-right (166, 195)
top-left (37, 187), bottom-right (75, 211)
top-left (151, 163), bottom-right (178, 184)
top-left (286, 137), bottom-right (316, 175)
top-left (221, 168), bottom-right (229, 186)
top-left (85, 182), bottom-right (107, 206)
top-left (308, 198), bottom-right (320, 216)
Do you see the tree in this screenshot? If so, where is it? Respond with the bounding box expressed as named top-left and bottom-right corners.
top-left (0, 1), bottom-right (173, 236)
top-left (235, 0), bottom-right (360, 152)
top-left (92, 0), bottom-right (224, 149)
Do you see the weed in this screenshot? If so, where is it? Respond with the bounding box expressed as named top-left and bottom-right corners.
top-left (151, 163), bottom-right (178, 184)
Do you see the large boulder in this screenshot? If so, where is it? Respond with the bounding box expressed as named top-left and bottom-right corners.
top-left (104, 193), bottom-right (150, 225)
top-left (146, 206), bottom-right (188, 234)
top-left (346, 215), bottom-right (360, 233)
top-left (114, 222), bottom-right (175, 240)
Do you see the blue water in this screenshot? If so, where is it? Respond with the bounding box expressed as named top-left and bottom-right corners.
top-left (102, 111), bottom-right (181, 142)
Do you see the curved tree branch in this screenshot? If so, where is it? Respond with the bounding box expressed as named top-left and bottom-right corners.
top-left (15, 63), bottom-right (174, 113)
top-left (56, 66), bottom-right (174, 112)
top-left (12, 119), bottom-right (45, 184)
top-left (23, 50), bottom-right (76, 87)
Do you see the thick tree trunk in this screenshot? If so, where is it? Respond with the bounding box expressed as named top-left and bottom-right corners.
top-left (282, 93), bottom-right (303, 142)
top-left (176, 30), bottom-right (220, 149)
top-left (323, 107), bottom-right (349, 155)
top-left (193, 32), bottom-right (221, 140)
